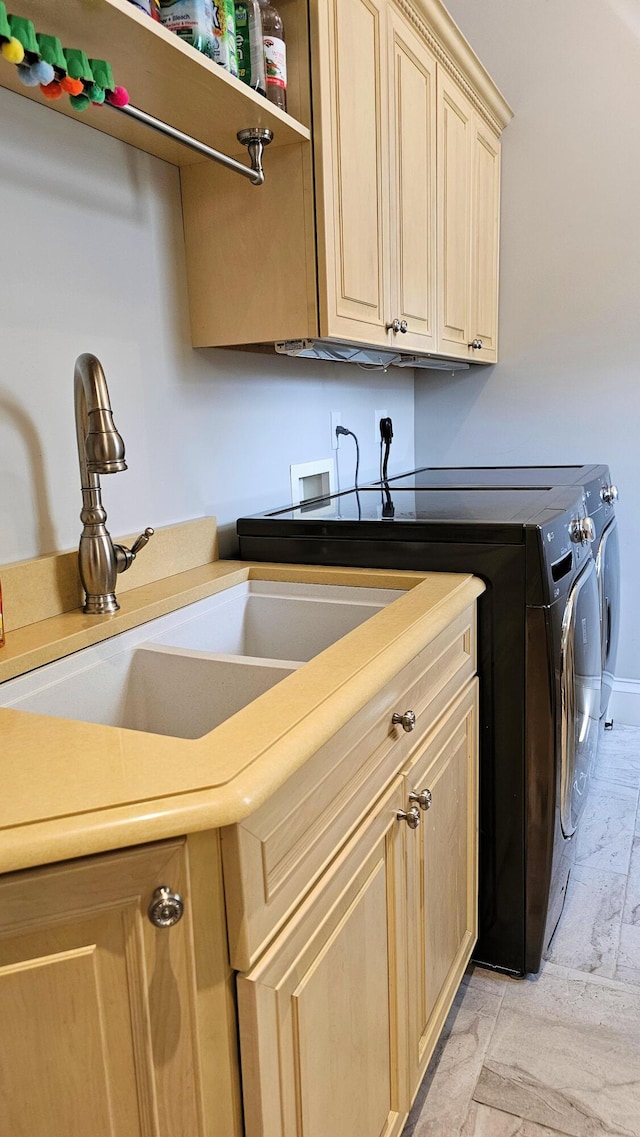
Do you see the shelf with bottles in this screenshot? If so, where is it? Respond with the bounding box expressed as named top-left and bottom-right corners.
top-left (0, 0), bottom-right (311, 168)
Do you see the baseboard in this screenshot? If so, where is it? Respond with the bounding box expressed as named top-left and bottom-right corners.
top-left (608, 678), bottom-right (640, 727)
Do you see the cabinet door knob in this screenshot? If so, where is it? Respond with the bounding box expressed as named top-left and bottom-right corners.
top-left (409, 788), bottom-right (432, 811)
top-left (392, 710), bottom-right (416, 732)
top-left (468, 338), bottom-right (483, 350)
top-left (148, 885), bottom-right (184, 928)
top-left (397, 806), bottom-right (421, 829)
top-left (399, 320), bottom-right (408, 333)
top-left (386, 318), bottom-right (402, 334)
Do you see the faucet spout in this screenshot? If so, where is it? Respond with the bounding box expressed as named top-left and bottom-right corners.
top-left (75, 353), bottom-right (127, 487)
top-left (74, 353), bottom-right (153, 615)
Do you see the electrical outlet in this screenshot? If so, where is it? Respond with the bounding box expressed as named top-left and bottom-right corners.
top-left (330, 410), bottom-right (342, 450)
top-left (375, 408), bottom-right (389, 445)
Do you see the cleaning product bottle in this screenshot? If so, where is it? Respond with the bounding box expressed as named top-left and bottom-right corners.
top-left (159, 0), bottom-right (215, 59)
top-left (235, 0), bottom-right (266, 95)
top-left (212, 1), bottom-right (239, 77)
top-left (258, 0), bottom-right (286, 112)
top-left (127, 0), bottom-right (161, 19)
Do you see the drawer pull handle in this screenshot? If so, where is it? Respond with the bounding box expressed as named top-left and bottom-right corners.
top-left (409, 788), bottom-right (433, 811)
top-left (148, 885), bottom-right (184, 928)
top-left (392, 710), bottom-right (416, 732)
top-left (397, 806), bottom-right (421, 829)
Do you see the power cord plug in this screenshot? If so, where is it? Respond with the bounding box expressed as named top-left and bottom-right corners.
top-left (379, 417), bottom-right (393, 444)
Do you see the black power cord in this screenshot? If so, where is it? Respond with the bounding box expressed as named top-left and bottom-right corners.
top-left (379, 417), bottom-right (394, 518)
top-left (379, 417), bottom-right (393, 481)
top-left (335, 425), bottom-right (361, 519)
top-left (335, 425), bottom-right (360, 490)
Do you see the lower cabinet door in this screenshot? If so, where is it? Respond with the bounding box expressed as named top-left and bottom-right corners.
top-left (403, 682), bottom-right (479, 1089)
top-left (0, 840), bottom-right (205, 1137)
top-left (237, 780), bottom-right (409, 1137)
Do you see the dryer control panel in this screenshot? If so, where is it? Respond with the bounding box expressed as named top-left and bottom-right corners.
top-left (535, 493), bottom-right (595, 605)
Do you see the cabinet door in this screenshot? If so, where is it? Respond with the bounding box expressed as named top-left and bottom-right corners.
top-left (403, 682), bottom-right (479, 1089)
top-left (312, 0), bottom-right (392, 346)
top-left (0, 841), bottom-right (205, 1137)
top-left (237, 780), bottom-right (409, 1137)
top-left (436, 67), bottom-right (474, 357)
top-left (387, 4), bottom-right (437, 352)
top-left (469, 115), bottom-right (501, 362)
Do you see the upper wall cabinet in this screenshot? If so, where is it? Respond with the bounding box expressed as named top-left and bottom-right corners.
top-left (182, 0), bottom-right (512, 365)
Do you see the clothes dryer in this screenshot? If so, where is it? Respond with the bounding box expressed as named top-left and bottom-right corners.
top-left (369, 466), bottom-right (619, 722)
top-left (238, 486), bottom-right (602, 977)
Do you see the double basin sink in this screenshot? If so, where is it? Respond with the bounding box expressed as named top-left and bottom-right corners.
top-left (0, 581), bottom-right (401, 739)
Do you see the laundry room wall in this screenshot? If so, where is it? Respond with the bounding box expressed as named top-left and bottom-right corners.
top-left (0, 86), bottom-right (414, 567)
top-left (414, 0), bottom-right (640, 723)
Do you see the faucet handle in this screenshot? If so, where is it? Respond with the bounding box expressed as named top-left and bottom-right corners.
top-left (114, 527), bottom-right (155, 574)
top-left (130, 527), bottom-right (155, 556)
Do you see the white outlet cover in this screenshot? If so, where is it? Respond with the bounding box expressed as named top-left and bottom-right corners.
top-left (289, 457), bottom-right (336, 508)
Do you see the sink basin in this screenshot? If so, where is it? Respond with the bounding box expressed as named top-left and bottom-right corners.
top-left (0, 642), bottom-right (297, 740)
top-left (0, 580), bottom-right (401, 738)
top-left (148, 580), bottom-right (402, 662)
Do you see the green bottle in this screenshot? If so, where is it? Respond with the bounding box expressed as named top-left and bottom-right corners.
top-left (235, 1), bottom-right (266, 95)
top-left (212, 0), bottom-right (238, 77)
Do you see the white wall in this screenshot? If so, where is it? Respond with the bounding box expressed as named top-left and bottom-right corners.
top-left (0, 86), bottom-right (414, 563)
top-left (415, 0), bottom-right (640, 719)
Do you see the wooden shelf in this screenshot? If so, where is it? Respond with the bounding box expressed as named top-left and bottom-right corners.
top-left (0, 0), bottom-right (311, 167)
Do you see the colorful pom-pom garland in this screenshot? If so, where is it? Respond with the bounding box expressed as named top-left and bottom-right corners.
top-left (0, 3), bottom-right (129, 112)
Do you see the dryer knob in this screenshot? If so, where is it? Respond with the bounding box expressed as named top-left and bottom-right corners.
top-left (569, 516), bottom-right (596, 544)
top-left (601, 484), bottom-right (618, 505)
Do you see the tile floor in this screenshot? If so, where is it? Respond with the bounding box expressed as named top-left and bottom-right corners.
top-left (403, 722), bottom-right (640, 1137)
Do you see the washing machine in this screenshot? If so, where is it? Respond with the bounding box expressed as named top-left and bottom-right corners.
top-left (366, 465), bottom-right (620, 723)
top-left (237, 485), bottom-right (602, 976)
top-left (578, 468), bottom-right (620, 722)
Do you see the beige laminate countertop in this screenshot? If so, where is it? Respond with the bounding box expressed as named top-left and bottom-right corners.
top-left (0, 560), bottom-right (483, 875)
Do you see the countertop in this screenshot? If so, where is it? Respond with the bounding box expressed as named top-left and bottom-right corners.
top-left (0, 558), bottom-right (483, 875)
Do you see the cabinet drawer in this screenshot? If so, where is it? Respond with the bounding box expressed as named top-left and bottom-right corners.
top-left (222, 604), bottom-right (477, 970)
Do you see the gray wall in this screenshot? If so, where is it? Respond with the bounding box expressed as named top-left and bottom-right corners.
top-left (0, 87), bottom-right (414, 564)
top-left (415, 0), bottom-right (640, 717)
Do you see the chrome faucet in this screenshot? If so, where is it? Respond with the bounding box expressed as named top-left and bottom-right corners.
top-left (75, 352), bottom-right (153, 614)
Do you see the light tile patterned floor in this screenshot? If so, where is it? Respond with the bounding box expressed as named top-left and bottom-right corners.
top-left (403, 723), bottom-right (640, 1137)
